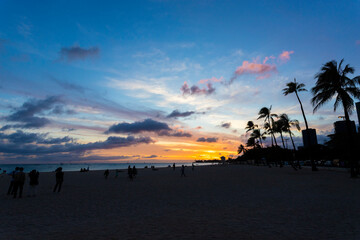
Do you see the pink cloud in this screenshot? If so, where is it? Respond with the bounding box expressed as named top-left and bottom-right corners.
top-left (279, 50), bottom-right (294, 62)
top-left (198, 76), bottom-right (224, 84)
top-left (356, 40), bottom-right (360, 45)
top-left (233, 60), bottom-right (277, 80)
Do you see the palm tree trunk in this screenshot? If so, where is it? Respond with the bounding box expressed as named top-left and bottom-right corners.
top-left (279, 131), bottom-right (285, 148)
top-left (289, 130), bottom-right (296, 150)
top-left (295, 91), bottom-right (309, 130)
top-left (259, 137), bottom-right (263, 148)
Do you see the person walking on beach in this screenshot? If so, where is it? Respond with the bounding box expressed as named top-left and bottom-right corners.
top-left (181, 165), bottom-right (186, 177)
top-left (132, 166), bottom-right (137, 178)
top-left (128, 165), bottom-right (133, 180)
top-left (53, 167), bottom-right (64, 193)
top-left (7, 167), bottom-right (19, 195)
top-left (173, 163), bottom-right (176, 171)
top-left (104, 169), bottom-right (110, 179)
top-left (13, 167), bottom-right (25, 198)
top-left (28, 169), bottom-right (39, 197)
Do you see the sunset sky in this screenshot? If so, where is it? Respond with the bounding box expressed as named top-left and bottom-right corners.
top-left (0, 1), bottom-right (360, 163)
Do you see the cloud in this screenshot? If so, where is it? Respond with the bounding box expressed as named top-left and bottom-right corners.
top-left (158, 130), bottom-right (192, 137)
top-left (0, 130), bottom-right (72, 144)
top-left (167, 110), bottom-right (195, 118)
top-left (279, 50), bottom-right (294, 62)
top-left (230, 59), bottom-right (277, 83)
top-left (3, 96), bottom-right (62, 129)
top-left (106, 118), bottom-right (171, 134)
top-left (356, 40), bottom-right (360, 45)
top-left (143, 155), bottom-right (158, 158)
top-left (181, 82), bottom-right (215, 96)
top-left (198, 77), bottom-right (223, 84)
top-left (50, 76), bottom-right (86, 93)
top-left (0, 136), bottom-right (154, 155)
top-left (220, 122), bottom-right (231, 129)
top-left (196, 137), bottom-right (218, 143)
top-left (59, 45), bottom-right (100, 61)
top-left (1, 96), bottom-right (73, 129)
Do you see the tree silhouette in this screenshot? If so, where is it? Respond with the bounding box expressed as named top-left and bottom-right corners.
top-left (258, 106), bottom-right (278, 147)
top-left (312, 59), bottom-right (360, 178)
top-left (250, 129), bottom-right (266, 148)
top-left (279, 114), bottom-right (300, 151)
top-left (245, 121), bottom-right (258, 132)
top-left (274, 120), bottom-right (286, 148)
top-left (238, 144), bottom-right (247, 154)
top-left (283, 78), bottom-right (309, 130)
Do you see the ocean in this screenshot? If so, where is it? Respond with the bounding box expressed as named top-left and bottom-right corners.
top-left (0, 162), bottom-right (211, 173)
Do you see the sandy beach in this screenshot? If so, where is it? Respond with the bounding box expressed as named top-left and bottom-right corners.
top-left (1, 165), bottom-right (359, 240)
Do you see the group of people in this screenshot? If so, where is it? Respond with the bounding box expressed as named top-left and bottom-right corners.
top-left (5, 166), bottom-right (64, 198)
top-left (7, 167), bottom-right (39, 198)
top-left (128, 166), bottom-right (137, 180)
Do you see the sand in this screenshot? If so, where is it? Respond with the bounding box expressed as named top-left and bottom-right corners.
top-left (0, 165), bottom-right (359, 240)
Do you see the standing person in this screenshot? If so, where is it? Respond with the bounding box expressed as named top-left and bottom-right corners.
top-left (181, 165), bottom-right (186, 177)
top-left (132, 166), bottom-right (137, 178)
top-left (7, 167), bottom-right (19, 195)
top-left (192, 163), bottom-right (195, 171)
top-left (28, 169), bottom-right (39, 197)
top-left (53, 167), bottom-right (64, 193)
top-left (13, 167), bottom-right (25, 198)
top-left (173, 163), bottom-right (176, 171)
top-left (128, 165), bottom-right (133, 180)
top-left (104, 169), bottom-right (110, 179)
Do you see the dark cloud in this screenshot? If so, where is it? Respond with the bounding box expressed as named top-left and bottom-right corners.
top-left (167, 110), bottom-right (195, 118)
top-left (196, 137), bottom-right (218, 143)
top-left (2, 96), bottom-right (75, 129)
top-left (0, 136), bottom-right (154, 155)
top-left (0, 130), bottom-right (72, 145)
top-left (106, 118), bottom-right (171, 134)
top-left (181, 82), bottom-right (215, 96)
top-left (220, 122), bottom-right (231, 129)
top-left (158, 130), bottom-right (192, 137)
top-left (143, 155), bottom-right (158, 158)
top-left (59, 45), bottom-right (100, 61)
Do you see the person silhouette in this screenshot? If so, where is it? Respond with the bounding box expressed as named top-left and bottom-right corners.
top-left (53, 167), bottom-right (64, 193)
top-left (192, 163), bottom-right (195, 171)
top-left (7, 167), bottom-right (19, 195)
top-left (104, 169), bottom-right (110, 179)
top-left (132, 166), bottom-right (137, 178)
top-left (181, 165), bottom-right (186, 177)
top-left (128, 166), bottom-right (133, 180)
top-left (13, 167), bottom-right (25, 198)
top-left (28, 169), bottom-right (39, 197)
top-left (173, 163), bottom-right (176, 171)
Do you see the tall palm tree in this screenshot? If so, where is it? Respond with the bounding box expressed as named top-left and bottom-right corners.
top-left (258, 106), bottom-right (278, 146)
top-left (279, 114), bottom-right (300, 151)
top-left (273, 120), bottom-right (286, 148)
top-left (246, 137), bottom-right (258, 149)
top-left (283, 79), bottom-right (309, 130)
top-left (250, 129), bottom-right (266, 148)
top-left (245, 121), bottom-right (258, 133)
top-left (312, 59), bottom-right (360, 178)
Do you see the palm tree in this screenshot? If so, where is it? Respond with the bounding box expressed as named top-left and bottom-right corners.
top-left (245, 121), bottom-right (258, 133)
top-left (250, 129), bottom-right (266, 148)
top-left (246, 137), bottom-right (258, 149)
top-left (258, 106), bottom-right (278, 146)
top-left (279, 114), bottom-right (300, 151)
top-left (283, 79), bottom-right (309, 130)
top-left (312, 59), bottom-right (360, 178)
top-left (273, 120), bottom-right (286, 148)
top-left (238, 144), bottom-right (247, 155)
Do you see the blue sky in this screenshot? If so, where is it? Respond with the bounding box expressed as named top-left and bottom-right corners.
top-left (0, 0), bottom-right (360, 163)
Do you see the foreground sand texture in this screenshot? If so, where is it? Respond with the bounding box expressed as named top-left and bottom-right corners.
top-left (1, 165), bottom-right (359, 240)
